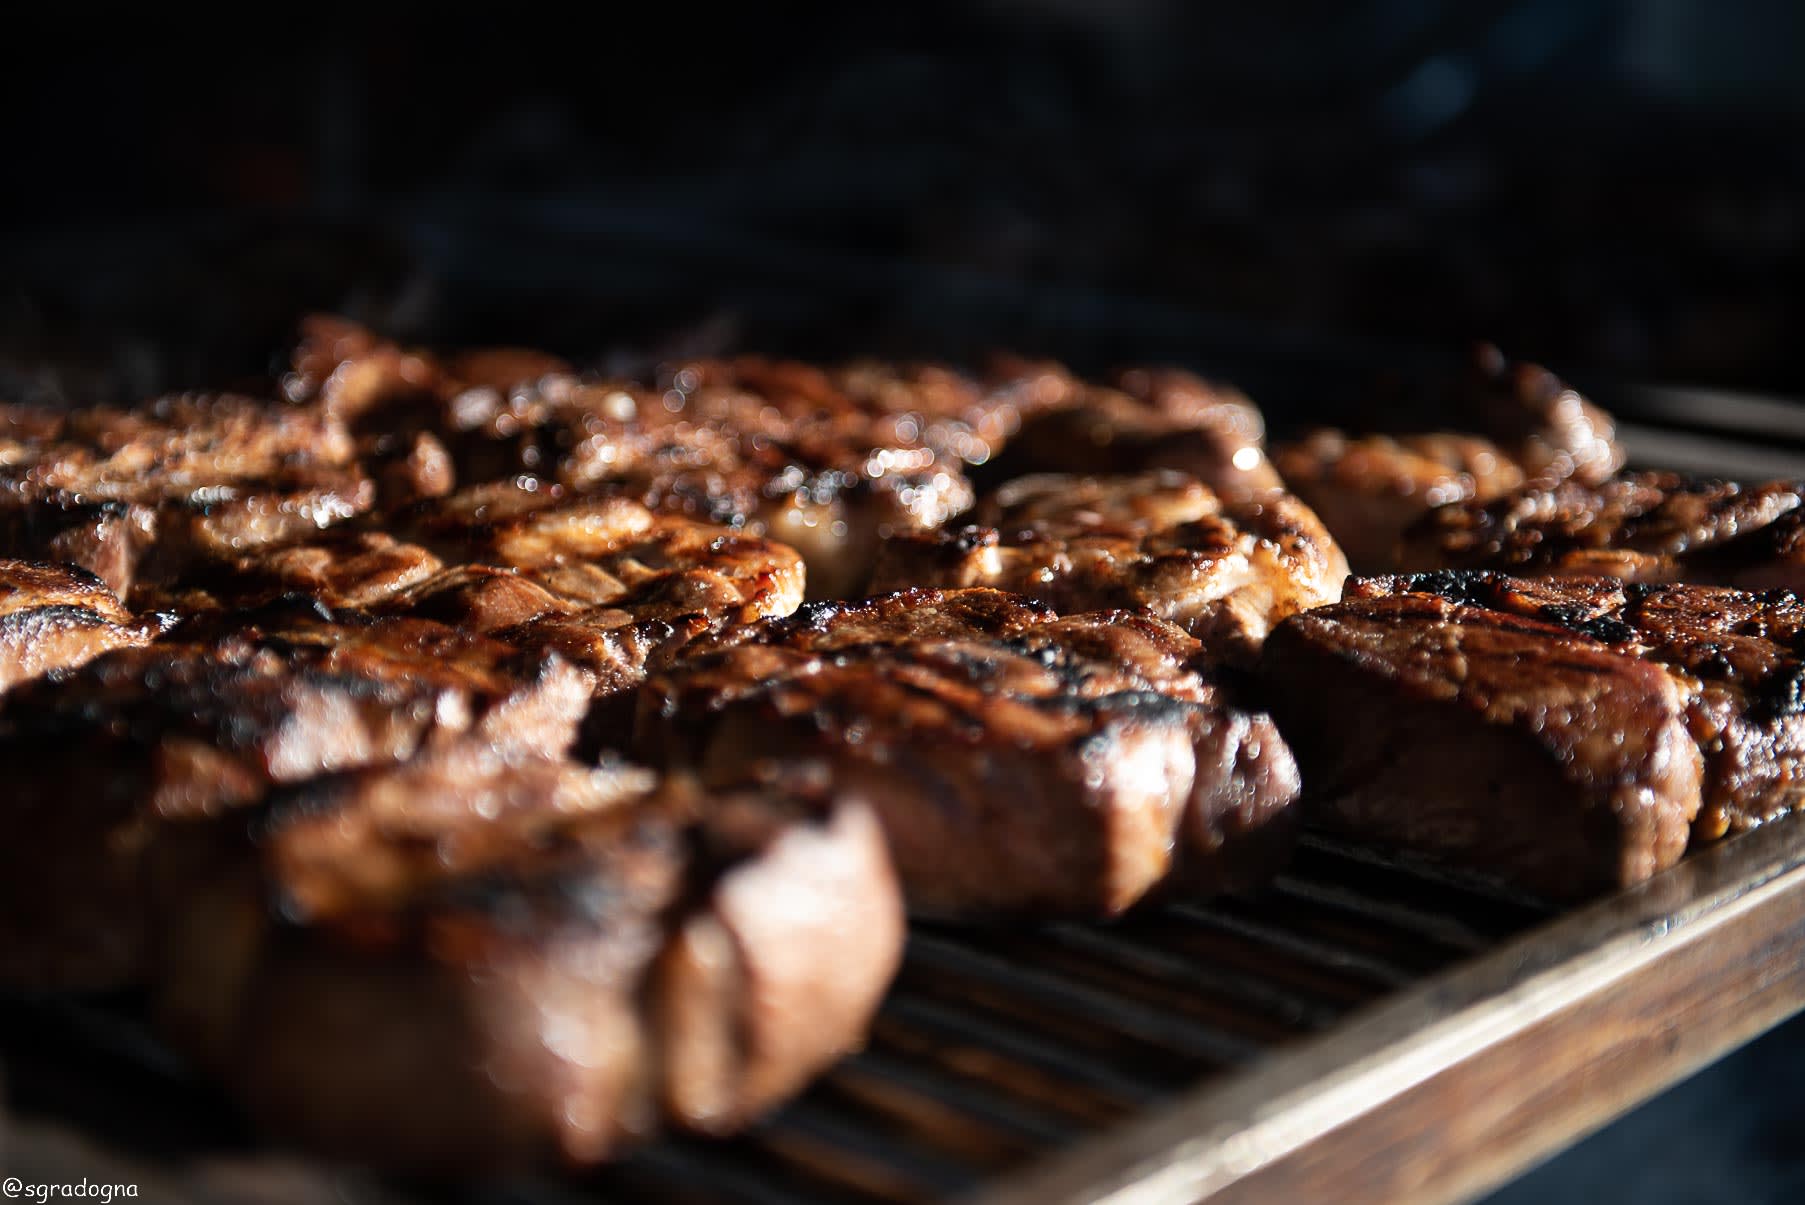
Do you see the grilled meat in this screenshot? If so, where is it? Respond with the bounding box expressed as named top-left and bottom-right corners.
top-left (149, 747), bottom-right (901, 1171)
top-left (136, 529), bottom-right (447, 615)
top-left (0, 558), bottom-right (157, 692)
top-left (1260, 579), bottom-right (1702, 898)
top-left (286, 314), bottom-right (568, 505)
top-left (868, 471), bottom-right (1346, 663)
top-left (1399, 471), bottom-right (1805, 590)
top-left (290, 321), bottom-right (979, 596)
top-left (985, 362), bottom-right (1285, 502)
top-left (390, 482), bottom-right (806, 697)
top-left (1274, 349), bottom-right (1623, 570)
top-left (640, 588), bottom-right (1300, 916)
top-left (0, 393), bottom-right (372, 598)
top-left (1349, 571), bottom-right (1805, 842)
top-left (0, 613), bottom-right (590, 988)
top-left (140, 482), bottom-right (805, 708)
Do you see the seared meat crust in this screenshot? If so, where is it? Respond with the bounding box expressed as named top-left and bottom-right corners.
top-left (1399, 471), bottom-right (1805, 589)
top-left (0, 393), bottom-right (371, 598)
top-left (0, 614), bottom-right (590, 988)
top-left (0, 558), bottom-right (155, 692)
top-left (985, 361), bottom-right (1285, 502)
top-left (1274, 349), bottom-right (1623, 570)
top-left (1350, 571), bottom-right (1805, 841)
top-left (640, 589), bottom-right (1300, 915)
top-left (869, 471), bottom-right (1346, 663)
top-left (150, 747), bottom-right (901, 1172)
top-left (1260, 581), bottom-right (1703, 898)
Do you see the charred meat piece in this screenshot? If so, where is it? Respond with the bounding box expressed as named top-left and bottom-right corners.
top-left (640, 589), bottom-right (1300, 916)
top-left (0, 613), bottom-right (590, 988)
top-left (1349, 571), bottom-right (1805, 842)
top-left (869, 471), bottom-right (1346, 663)
top-left (666, 353), bottom-right (1052, 470)
top-left (1260, 577), bottom-right (1708, 898)
top-left (1274, 349), bottom-right (1623, 570)
top-left (150, 747), bottom-right (901, 1172)
top-left (390, 482), bottom-right (806, 696)
top-left (288, 321), bottom-right (977, 595)
top-left (984, 361), bottom-right (1285, 502)
top-left (135, 529), bottom-right (447, 615)
top-left (0, 393), bottom-right (372, 598)
top-left (285, 314), bottom-right (569, 505)
top-left (1399, 471), bottom-right (1805, 590)
top-left (0, 558), bottom-right (157, 692)
top-left (538, 381), bottom-right (972, 599)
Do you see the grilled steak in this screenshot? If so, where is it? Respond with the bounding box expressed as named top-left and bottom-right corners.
top-left (0, 393), bottom-right (372, 598)
top-left (148, 747), bottom-right (901, 1172)
top-left (140, 481), bottom-right (805, 710)
top-left (869, 471), bottom-right (1347, 663)
top-left (1349, 571), bottom-right (1805, 842)
top-left (290, 321), bottom-right (978, 596)
top-left (135, 529), bottom-right (447, 615)
top-left (985, 362), bottom-right (1285, 502)
top-left (1399, 471), bottom-right (1805, 590)
top-left (1259, 575), bottom-right (1708, 898)
top-left (0, 613), bottom-right (591, 988)
top-left (1274, 349), bottom-right (1623, 570)
top-left (0, 558), bottom-right (156, 692)
top-left (390, 482), bottom-right (806, 698)
top-left (639, 588), bottom-right (1300, 916)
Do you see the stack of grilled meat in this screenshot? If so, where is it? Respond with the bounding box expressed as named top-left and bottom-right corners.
top-left (4, 320), bottom-right (1802, 1172)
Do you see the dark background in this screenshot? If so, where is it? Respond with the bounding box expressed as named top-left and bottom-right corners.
top-left (3, 5), bottom-right (1803, 1200)
top-left (2, 1), bottom-right (1802, 415)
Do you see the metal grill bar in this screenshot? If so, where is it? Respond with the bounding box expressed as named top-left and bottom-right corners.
top-left (1, 838), bottom-right (1548, 1205)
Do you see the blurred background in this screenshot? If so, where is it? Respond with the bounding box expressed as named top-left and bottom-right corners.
top-left (2, 0), bottom-right (1802, 413)
top-left (2, 4), bottom-right (1803, 1200)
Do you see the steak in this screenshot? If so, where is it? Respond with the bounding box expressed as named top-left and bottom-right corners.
top-left (289, 320), bottom-right (979, 597)
top-left (1349, 571), bottom-right (1805, 842)
top-left (1259, 576), bottom-right (1707, 898)
top-left (868, 470), bottom-right (1347, 663)
top-left (1274, 349), bottom-right (1623, 570)
top-left (0, 558), bottom-right (157, 692)
top-left (639, 588), bottom-right (1300, 916)
top-left (389, 482), bottom-right (807, 698)
top-left (0, 393), bottom-right (372, 598)
top-left (149, 746), bottom-right (901, 1172)
top-left (984, 361), bottom-right (1285, 502)
top-left (0, 612), bottom-right (591, 988)
top-left (1398, 471), bottom-right (1805, 590)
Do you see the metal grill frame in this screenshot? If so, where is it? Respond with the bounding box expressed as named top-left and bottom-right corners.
top-left (6, 395), bottom-right (1805, 1205)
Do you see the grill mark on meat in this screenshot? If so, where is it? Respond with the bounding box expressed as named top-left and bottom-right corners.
top-left (1260, 585), bottom-right (1702, 898)
top-left (1342, 571), bottom-right (1805, 845)
top-left (148, 745), bottom-right (901, 1171)
top-left (640, 588), bottom-right (1299, 916)
top-left (869, 470), bottom-right (1346, 665)
top-left (0, 612), bottom-right (591, 989)
top-left (0, 558), bottom-right (157, 693)
top-left (1274, 348), bottom-right (1622, 571)
top-left (1401, 471), bottom-right (1805, 590)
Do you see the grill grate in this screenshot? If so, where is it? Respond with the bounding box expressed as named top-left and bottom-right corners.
top-left (0, 836), bottom-right (1550, 1205)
